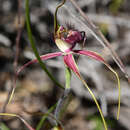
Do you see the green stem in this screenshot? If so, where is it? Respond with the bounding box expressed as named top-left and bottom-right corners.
top-left (25, 0), bottom-right (64, 89)
top-left (54, 67), bottom-right (71, 121)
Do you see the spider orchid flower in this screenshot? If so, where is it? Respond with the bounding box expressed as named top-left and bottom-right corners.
top-left (16, 24), bottom-right (120, 130)
top-left (7, 0), bottom-right (120, 130)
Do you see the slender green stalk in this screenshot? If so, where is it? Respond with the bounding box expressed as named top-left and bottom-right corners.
top-left (65, 67), bottom-right (71, 89)
top-left (54, 67), bottom-right (71, 130)
top-left (25, 0), bottom-right (64, 89)
top-left (54, 67), bottom-right (71, 120)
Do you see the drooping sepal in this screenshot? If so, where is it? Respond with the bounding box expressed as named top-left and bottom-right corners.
top-left (63, 54), bottom-right (80, 77)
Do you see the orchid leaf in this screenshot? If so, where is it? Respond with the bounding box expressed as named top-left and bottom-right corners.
top-left (25, 0), bottom-right (63, 89)
top-left (74, 50), bottom-right (120, 120)
top-left (63, 54), bottom-right (108, 130)
top-left (0, 113), bottom-right (35, 130)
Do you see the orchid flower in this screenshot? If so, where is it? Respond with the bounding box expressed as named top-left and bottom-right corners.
top-left (5, 0), bottom-right (120, 130)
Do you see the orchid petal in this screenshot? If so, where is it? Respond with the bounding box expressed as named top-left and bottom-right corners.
top-left (63, 54), bottom-right (107, 130)
top-left (8, 52), bottom-right (62, 106)
top-left (74, 50), bottom-right (120, 120)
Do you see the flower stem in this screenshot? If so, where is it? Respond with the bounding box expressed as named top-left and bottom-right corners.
top-left (54, 67), bottom-right (71, 120)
